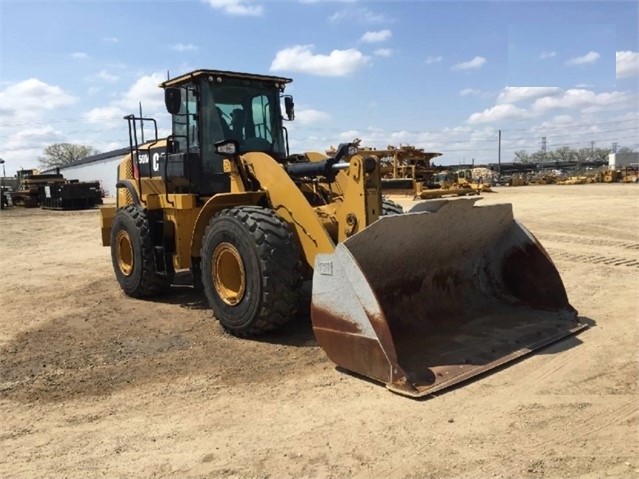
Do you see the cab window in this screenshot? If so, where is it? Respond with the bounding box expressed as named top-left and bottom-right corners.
top-left (172, 89), bottom-right (199, 151)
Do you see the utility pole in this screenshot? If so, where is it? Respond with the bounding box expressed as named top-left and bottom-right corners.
top-left (541, 136), bottom-right (547, 170)
top-left (612, 142), bottom-right (618, 153)
top-left (590, 140), bottom-right (595, 160)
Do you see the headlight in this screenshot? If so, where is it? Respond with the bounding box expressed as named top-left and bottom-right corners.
top-left (215, 140), bottom-right (239, 156)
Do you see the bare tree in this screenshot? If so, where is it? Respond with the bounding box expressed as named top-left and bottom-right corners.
top-left (552, 146), bottom-right (575, 162)
top-left (573, 147), bottom-right (592, 163)
top-left (591, 147), bottom-right (611, 162)
top-left (513, 150), bottom-right (530, 163)
top-left (39, 143), bottom-right (99, 169)
top-left (529, 150), bottom-right (547, 164)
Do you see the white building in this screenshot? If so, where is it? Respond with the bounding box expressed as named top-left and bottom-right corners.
top-left (44, 148), bottom-right (129, 197)
top-left (608, 152), bottom-right (639, 169)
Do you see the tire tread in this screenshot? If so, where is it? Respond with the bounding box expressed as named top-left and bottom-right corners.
top-left (111, 205), bottom-right (173, 298)
top-left (202, 206), bottom-right (302, 336)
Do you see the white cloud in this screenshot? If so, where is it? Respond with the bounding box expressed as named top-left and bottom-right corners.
top-left (71, 52), bottom-right (88, 59)
top-left (616, 51), bottom-right (639, 79)
top-left (0, 82), bottom-right (77, 169)
top-left (552, 114), bottom-right (574, 124)
top-left (565, 51), bottom-right (600, 66)
top-left (102, 37), bottom-right (118, 43)
top-left (459, 89), bottom-right (496, 100)
top-left (84, 106), bottom-right (127, 129)
top-left (360, 29), bottom-right (391, 43)
top-left (1, 125), bottom-right (63, 151)
top-left (532, 89), bottom-right (632, 113)
top-left (328, 7), bottom-right (389, 24)
top-left (467, 104), bottom-right (528, 124)
top-left (497, 87), bottom-right (562, 104)
top-left (270, 45), bottom-right (370, 76)
top-left (300, 0), bottom-right (356, 3)
top-left (0, 79), bottom-right (77, 121)
top-left (338, 130), bottom-right (360, 141)
top-left (86, 70), bottom-right (119, 83)
top-left (205, 0), bottom-right (263, 16)
top-left (539, 51), bottom-right (556, 59)
top-left (0, 74), bottom-right (173, 170)
top-left (113, 72), bottom-right (167, 114)
top-left (99, 71), bottom-right (119, 82)
top-left (295, 108), bottom-right (331, 125)
top-left (374, 48), bottom-right (392, 57)
top-left (452, 56), bottom-right (486, 71)
top-left (528, 115), bottom-right (574, 135)
top-left (425, 55), bottom-right (442, 64)
top-left (0, 125), bottom-right (67, 168)
top-left (459, 88), bottom-right (481, 96)
top-left (469, 87), bottom-right (634, 125)
top-left (170, 43), bottom-right (198, 52)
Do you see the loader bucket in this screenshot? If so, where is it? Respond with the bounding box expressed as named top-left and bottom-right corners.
top-left (311, 198), bottom-right (586, 398)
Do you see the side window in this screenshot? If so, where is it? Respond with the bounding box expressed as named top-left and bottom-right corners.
top-left (251, 95), bottom-right (272, 142)
top-left (172, 89), bottom-right (199, 151)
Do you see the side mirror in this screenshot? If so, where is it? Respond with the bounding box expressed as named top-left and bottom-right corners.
top-left (164, 87), bottom-right (182, 115)
top-left (284, 95), bottom-right (295, 121)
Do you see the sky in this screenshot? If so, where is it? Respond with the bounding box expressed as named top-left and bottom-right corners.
top-left (0, 0), bottom-right (638, 173)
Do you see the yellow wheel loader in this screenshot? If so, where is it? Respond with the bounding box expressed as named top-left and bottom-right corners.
top-left (100, 69), bottom-right (585, 398)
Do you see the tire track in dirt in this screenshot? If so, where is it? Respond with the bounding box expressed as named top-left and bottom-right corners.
top-left (541, 234), bottom-right (639, 251)
top-left (495, 336), bottom-right (584, 398)
top-left (540, 233), bottom-right (639, 269)
top-left (548, 251), bottom-right (639, 269)
top-left (531, 400), bottom-right (638, 448)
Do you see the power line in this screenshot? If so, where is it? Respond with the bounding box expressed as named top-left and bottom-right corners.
top-left (2, 127), bottom-right (635, 152)
top-left (2, 112), bottom-right (637, 159)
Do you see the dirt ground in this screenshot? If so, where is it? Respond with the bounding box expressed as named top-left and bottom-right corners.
top-left (1, 183), bottom-right (637, 479)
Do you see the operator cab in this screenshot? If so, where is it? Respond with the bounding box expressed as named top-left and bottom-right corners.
top-left (161, 69), bottom-right (294, 196)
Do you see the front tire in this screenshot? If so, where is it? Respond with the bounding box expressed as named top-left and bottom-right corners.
top-left (201, 206), bottom-right (302, 336)
top-left (110, 205), bottom-right (173, 297)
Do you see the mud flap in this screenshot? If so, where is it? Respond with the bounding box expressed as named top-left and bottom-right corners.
top-left (311, 198), bottom-right (586, 398)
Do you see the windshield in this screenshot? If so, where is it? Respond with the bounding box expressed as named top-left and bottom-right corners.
top-left (200, 77), bottom-right (286, 158)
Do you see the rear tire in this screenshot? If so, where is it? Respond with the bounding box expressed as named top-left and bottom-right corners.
top-left (110, 205), bottom-right (173, 298)
top-left (382, 198), bottom-right (404, 215)
top-left (201, 206), bottom-right (303, 336)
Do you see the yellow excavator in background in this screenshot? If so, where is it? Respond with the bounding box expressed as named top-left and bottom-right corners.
top-left (431, 169), bottom-right (492, 196)
top-left (99, 69), bottom-right (585, 398)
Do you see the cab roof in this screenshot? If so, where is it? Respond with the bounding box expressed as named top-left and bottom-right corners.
top-left (160, 69), bottom-right (293, 88)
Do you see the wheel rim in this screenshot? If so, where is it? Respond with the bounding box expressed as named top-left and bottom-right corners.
top-left (212, 242), bottom-right (246, 306)
top-left (115, 230), bottom-right (134, 276)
